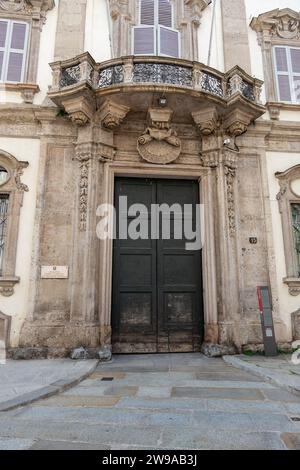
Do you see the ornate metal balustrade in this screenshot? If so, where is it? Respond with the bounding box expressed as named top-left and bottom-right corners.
top-left (50, 53), bottom-right (263, 105)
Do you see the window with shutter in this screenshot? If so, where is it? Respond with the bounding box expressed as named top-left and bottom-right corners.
top-left (274, 46), bottom-right (300, 104)
top-left (0, 20), bottom-right (29, 83)
top-left (133, 0), bottom-right (179, 58)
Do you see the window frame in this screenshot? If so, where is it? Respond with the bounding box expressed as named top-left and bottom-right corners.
top-left (273, 45), bottom-right (300, 105)
top-left (134, 0), bottom-right (180, 57)
top-left (291, 203), bottom-right (300, 277)
top-left (276, 165), bottom-right (300, 296)
top-left (0, 19), bottom-right (30, 84)
top-left (0, 150), bottom-right (28, 297)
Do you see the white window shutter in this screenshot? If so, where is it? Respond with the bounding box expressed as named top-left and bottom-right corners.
top-left (0, 21), bottom-right (8, 48)
top-left (158, 0), bottom-right (173, 28)
top-left (0, 21), bottom-right (8, 81)
top-left (133, 26), bottom-right (156, 55)
top-left (140, 0), bottom-right (155, 25)
top-left (293, 77), bottom-right (300, 102)
top-left (291, 48), bottom-right (300, 74)
top-left (291, 49), bottom-right (300, 103)
top-left (277, 75), bottom-right (292, 102)
top-left (275, 47), bottom-right (288, 72)
top-left (159, 26), bottom-right (180, 58)
top-left (274, 47), bottom-right (291, 102)
top-left (6, 22), bottom-right (28, 82)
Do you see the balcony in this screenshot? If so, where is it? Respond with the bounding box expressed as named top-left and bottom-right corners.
top-left (48, 52), bottom-right (265, 129)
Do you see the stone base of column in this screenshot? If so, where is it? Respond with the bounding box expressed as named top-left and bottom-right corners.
top-left (204, 323), bottom-right (219, 343)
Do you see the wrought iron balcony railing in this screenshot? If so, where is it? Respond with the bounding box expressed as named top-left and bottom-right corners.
top-left (50, 53), bottom-right (263, 105)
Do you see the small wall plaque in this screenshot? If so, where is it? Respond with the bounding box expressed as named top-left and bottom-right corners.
top-left (41, 266), bottom-right (69, 279)
top-left (249, 237), bottom-right (258, 244)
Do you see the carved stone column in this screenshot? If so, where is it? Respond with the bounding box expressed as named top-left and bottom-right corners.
top-left (192, 105), bottom-right (242, 350)
top-left (70, 135), bottom-right (114, 331)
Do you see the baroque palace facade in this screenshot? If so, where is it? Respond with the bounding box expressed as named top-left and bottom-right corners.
top-left (0, 0), bottom-right (300, 358)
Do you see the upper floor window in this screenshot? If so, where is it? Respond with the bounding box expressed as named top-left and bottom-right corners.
top-left (0, 19), bottom-right (29, 83)
top-left (274, 46), bottom-right (300, 104)
top-left (133, 0), bottom-right (180, 58)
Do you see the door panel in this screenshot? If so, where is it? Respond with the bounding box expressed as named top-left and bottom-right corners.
top-left (112, 177), bottom-right (203, 353)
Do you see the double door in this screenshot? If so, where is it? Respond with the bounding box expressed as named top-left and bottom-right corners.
top-left (112, 177), bottom-right (203, 353)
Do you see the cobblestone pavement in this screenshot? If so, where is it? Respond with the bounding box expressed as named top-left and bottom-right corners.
top-left (0, 353), bottom-right (300, 450)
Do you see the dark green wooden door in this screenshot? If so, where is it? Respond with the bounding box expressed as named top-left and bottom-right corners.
top-left (112, 177), bottom-right (203, 353)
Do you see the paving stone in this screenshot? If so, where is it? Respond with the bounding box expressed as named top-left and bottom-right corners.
top-left (160, 428), bottom-right (286, 450)
top-left (63, 386), bottom-right (110, 396)
top-left (195, 372), bottom-right (260, 382)
top-left (33, 396), bottom-right (120, 407)
top-left (30, 440), bottom-right (111, 450)
top-left (261, 389), bottom-right (300, 403)
top-left (192, 410), bottom-right (296, 432)
top-left (63, 385), bottom-right (138, 397)
top-left (171, 387), bottom-right (265, 400)
top-left (15, 406), bottom-right (156, 426)
top-left (0, 419), bottom-right (162, 447)
top-left (0, 438), bottom-right (36, 450)
top-left (137, 386), bottom-right (172, 398)
top-left (206, 398), bottom-right (287, 414)
top-left (103, 386), bottom-right (139, 397)
top-left (116, 397), bottom-right (209, 410)
top-left (285, 403), bottom-right (300, 414)
top-left (281, 433), bottom-right (300, 450)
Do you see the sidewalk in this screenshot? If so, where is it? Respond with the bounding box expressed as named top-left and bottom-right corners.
top-left (224, 354), bottom-right (300, 397)
top-left (0, 359), bottom-right (98, 412)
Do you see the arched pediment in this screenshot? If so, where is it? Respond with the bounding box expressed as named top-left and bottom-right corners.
top-left (251, 8), bottom-right (300, 40)
top-left (276, 164), bottom-right (300, 182)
